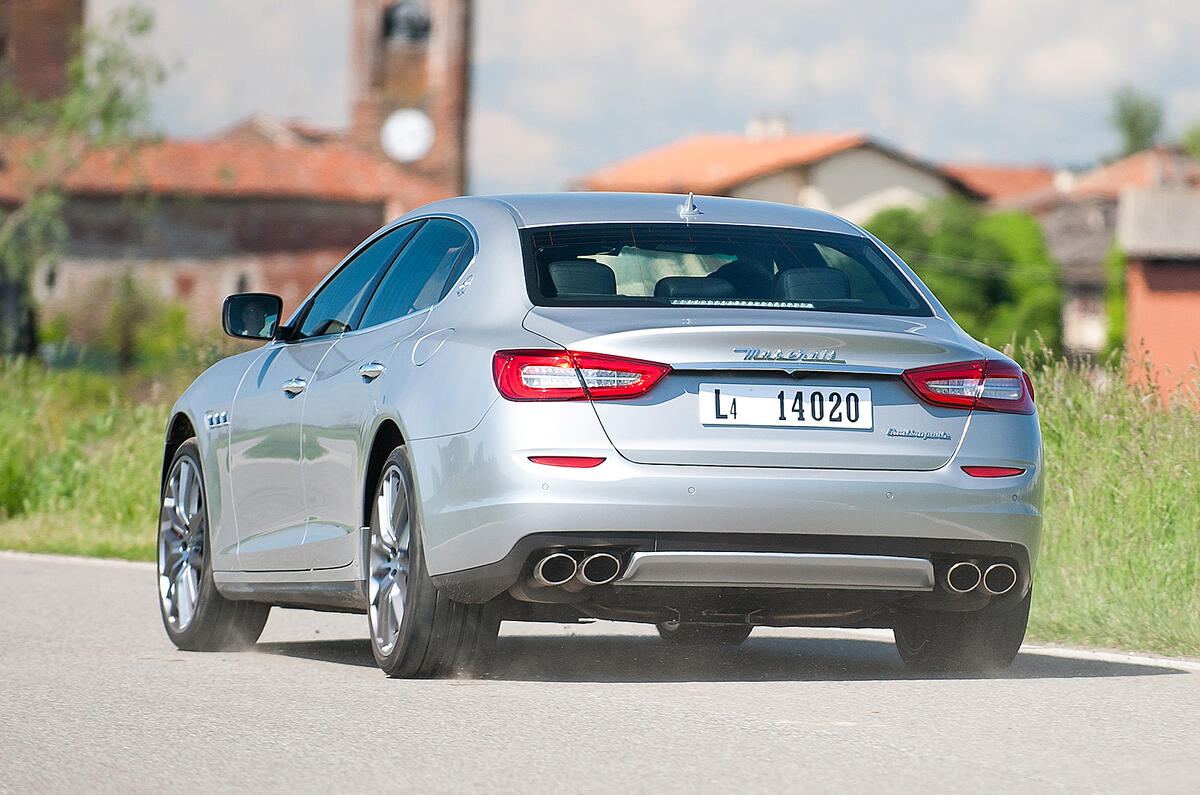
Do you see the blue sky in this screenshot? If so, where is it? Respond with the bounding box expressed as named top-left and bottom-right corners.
top-left (89, 0), bottom-right (1200, 194)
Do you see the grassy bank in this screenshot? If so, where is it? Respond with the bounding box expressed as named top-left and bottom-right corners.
top-left (1024, 353), bottom-right (1200, 655)
top-left (2, 354), bottom-right (1199, 656)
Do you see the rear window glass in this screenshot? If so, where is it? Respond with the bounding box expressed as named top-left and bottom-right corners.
top-left (522, 223), bottom-right (931, 317)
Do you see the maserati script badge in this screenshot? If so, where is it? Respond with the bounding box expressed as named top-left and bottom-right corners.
top-left (733, 347), bottom-right (845, 363)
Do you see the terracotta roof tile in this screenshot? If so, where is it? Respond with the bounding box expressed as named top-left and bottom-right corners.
top-left (940, 163), bottom-right (1054, 200)
top-left (1068, 147), bottom-right (1200, 200)
top-left (0, 132), bottom-right (449, 208)
top-left (579, 132), bottom-right (869, 194)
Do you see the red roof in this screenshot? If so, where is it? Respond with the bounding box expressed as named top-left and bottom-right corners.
top-left (1068, 147), bottom-right (1200, 200)
top-left (0, 125), bottom-right (449, 208)
top-left (579, 132), bottom-right (870, 194)
top-left (941, 163), bottom-right (1054, 200)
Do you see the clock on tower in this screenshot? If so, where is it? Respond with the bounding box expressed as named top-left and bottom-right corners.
top-left (351, 0), bottom-right (471, 195)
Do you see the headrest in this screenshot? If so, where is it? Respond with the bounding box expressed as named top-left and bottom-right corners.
top-left (548, 259), bottom-right (617, 296)
top-left (773, 268), bottom-right (851, 301)
top-left (708, 259), bottom-right (773, 298)
top-left (654, 276), bottom-right (736, 300)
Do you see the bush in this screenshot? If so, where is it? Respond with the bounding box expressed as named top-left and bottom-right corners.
top-left (867, 198), bottom-right (1064, 354)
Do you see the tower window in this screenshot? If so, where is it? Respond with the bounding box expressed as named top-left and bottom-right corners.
top-left (383, 1), bottom-right (431, 45)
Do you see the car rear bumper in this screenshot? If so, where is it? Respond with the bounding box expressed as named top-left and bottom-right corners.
top-left (410, 406), bottom-right (1044, 601)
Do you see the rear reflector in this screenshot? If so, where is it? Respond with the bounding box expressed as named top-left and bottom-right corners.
top-left (902, 360), bottom-right (1035, 414)
top-left (528, 456), bottom-right (606, 468)
top-left (961, 466), bottom-right (1026, 478)
top-left (493, 349), bottom-right (671, 401)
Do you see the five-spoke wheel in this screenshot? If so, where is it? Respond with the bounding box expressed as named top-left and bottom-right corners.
top-left (157, 439), bottom-right (269, 651)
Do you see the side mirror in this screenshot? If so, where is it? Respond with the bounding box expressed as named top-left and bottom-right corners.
top-left (223, 293), bottom-right (283, 341)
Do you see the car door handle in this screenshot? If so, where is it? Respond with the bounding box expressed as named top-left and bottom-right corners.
top-left (358, 362), bottom-right (386, 381)
top-left (282, 377), bottom-right (307, 396)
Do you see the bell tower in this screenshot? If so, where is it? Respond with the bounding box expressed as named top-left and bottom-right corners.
top-left (350, 0), bottom-right (471, 195)
top-left (0, 0), bottom-right (85, 101)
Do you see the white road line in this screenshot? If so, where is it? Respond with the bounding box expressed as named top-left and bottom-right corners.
top-left (4, 549), bottom-right (1200, 671)
top-left (0, 549), bottom-right (154, 569)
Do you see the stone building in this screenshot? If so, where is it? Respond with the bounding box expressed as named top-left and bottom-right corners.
top-left (0, 0), bottom-right (471, 330)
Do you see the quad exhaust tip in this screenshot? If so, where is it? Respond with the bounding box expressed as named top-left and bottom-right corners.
top-left (945, 561), bottom-right (982, 594)
top-left (533, 552), bottom-right (578, 587)
top-left (983, 562), bottom-right (1017, 595)
top-left (577, 552), bottom-right (621, 586)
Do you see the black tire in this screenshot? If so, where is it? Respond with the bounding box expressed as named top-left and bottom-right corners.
top-left (656, 621), bottom-right (753, 646)
top-left (367, 446), bottom-right (500, 678)
top-left (157, 439), bottom-right (270, 651)
top-left (893, 590), bottom-right (1031, 673)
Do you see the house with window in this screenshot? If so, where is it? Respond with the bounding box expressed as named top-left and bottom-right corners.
top-left (578, 130), bottom-right (978, 225)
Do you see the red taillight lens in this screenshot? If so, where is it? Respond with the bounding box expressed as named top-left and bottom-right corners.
top-left (962, 466), bottom-right (1027, 478)
top-left (492, 349), bottom-right (671, 401)
top-left (902, 360), bottom-right (1035, 414)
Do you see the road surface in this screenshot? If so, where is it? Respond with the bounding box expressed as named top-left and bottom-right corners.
top-left (2, 551), bottom-right (1199, 792)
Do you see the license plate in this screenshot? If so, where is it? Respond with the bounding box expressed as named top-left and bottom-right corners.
top-left (699, 383), bottom-right (873, 429)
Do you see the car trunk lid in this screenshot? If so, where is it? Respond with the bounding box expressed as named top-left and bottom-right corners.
top-left (523, 307), bottom-right (981, 470)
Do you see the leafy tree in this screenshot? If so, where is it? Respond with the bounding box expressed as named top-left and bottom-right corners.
top-left (1110, 85), bottom-right (1163, 158)
top-left (1182, 123), bottom-right (1200, 162)
top-left (867, 197), bottom-right (1063, 354)
top-left (0, 7), bottom-right (165, 356)
top-left (1102, 242), bottom-right (1126, 358)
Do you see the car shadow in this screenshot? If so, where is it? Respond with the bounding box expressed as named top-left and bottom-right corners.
top-left (254, 630), bottom-right (1189, 682)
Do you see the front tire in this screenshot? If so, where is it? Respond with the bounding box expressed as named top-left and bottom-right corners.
top-left (367, 446), bottom-right (499, 678)
top-left (157, 439), bottom-right (270, 651)
top-left (893, 591), bottom-right (1031, 673)
top-left (656, 621), bottom-right (752, 646)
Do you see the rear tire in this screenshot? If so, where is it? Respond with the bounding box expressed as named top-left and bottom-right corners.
top-left (157, 439), bottom-right (270, 651)
top-left (656, 621), bottom-right (752, 646)
top-left (893, 590), bottom-right (1031, 673)
top-left (367, 446), bottom-right (500, 678)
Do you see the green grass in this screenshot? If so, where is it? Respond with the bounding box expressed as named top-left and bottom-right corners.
top-left (2, 353), bottom-right (1199, 656)
top-left (1025, 352), bottom-right (1200, 656)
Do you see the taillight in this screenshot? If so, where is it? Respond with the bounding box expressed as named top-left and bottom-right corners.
top-left (492, 349), bottom-right (671, 401)
top-left (902, 360), bottom-right (1035, 414)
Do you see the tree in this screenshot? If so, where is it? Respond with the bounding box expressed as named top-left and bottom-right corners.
top-left (1182, 123), bottom-right (1200, 162)
top-left (1109, 86), bottom-right (1163, 158)
top-left (0, 7), bottom-right (165, 356)
top-left (867, 197), bottom-right (1063, 354)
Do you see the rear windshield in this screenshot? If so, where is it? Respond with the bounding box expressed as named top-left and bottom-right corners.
top-left (522, 223), bottom-right (931, 317)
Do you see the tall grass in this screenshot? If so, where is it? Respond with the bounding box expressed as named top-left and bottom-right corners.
top-left (1026, 350), bottom-right (1200, 655)
top-left (2, 351), bottom-right (1199, 655)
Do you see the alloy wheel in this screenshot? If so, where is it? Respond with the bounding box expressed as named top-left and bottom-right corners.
top-left (158, 456), bottom-right (205, 631)
top-left (369, 463), bottom-right (411, 656)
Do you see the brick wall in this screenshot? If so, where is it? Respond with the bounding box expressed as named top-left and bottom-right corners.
top-left (1126, 259), bottom-right (1200, 389)
top-left (0, 0), bottom-right (83, 100)
top-left (37, 194), bottom-right (389, 328)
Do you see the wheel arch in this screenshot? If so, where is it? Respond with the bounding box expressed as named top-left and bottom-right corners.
top-left (162, 412), bottom-right (198, 490)
top-left (362, 418), bottom-right (406, 531)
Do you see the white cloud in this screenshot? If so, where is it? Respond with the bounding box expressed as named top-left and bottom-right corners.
top-left (468, 108), bottom-right (571, 193)
top-left (1018, 36), bottom-right (1124, 98)
top-left (714, 41), bottom-right (806, 106)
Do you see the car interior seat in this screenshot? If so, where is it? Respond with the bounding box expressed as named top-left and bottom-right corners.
top-left (547, 259), bottom-right (618, 296)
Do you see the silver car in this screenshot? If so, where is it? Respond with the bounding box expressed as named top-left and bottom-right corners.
top-left (157, 193), bottom-right (1043, 676)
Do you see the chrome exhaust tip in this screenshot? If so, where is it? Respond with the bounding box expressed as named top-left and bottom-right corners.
top-left (983, 562), bottom-right (1017, 595)
top-left (532, 552), bottom-right (578, 587)
top-left (946, 561), bottom-right (982, 594)
top-left (577, 552), bottom-right (621, 586)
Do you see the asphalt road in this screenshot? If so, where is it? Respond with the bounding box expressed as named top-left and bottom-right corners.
top-left (3, 552), bottom-right (1200, 793)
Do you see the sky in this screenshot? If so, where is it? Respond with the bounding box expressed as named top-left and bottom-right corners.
top-left (88, 0), bottom-right (1200, 195)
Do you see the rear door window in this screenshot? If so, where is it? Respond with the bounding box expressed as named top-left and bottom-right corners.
top-left (294, 222), bottom-right (422, 339)
top-left (358, 218), bottom-right (474, 329)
